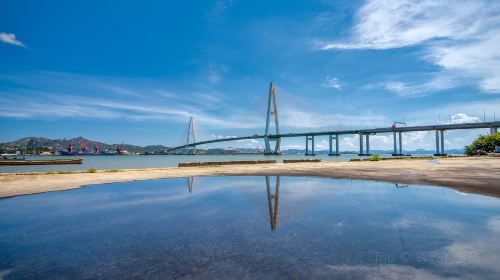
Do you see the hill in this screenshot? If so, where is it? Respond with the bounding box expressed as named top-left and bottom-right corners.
top-left (0, 137), bottom-right (170, 154)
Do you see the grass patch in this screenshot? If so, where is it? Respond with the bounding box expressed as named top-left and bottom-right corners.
top-left (86, 168), bottom-right (97, 173)
top-left (105, 169), bottom-right (120, 173)
top-left (370, 154), bottom-right (381, 161)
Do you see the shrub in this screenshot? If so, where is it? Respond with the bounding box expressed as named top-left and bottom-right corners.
top-left (370, 154), bottom-right (381, 161)
top-left (464, 132), bottom-right (500, 156)
top-left (86, 168), bottom-right (97, 173)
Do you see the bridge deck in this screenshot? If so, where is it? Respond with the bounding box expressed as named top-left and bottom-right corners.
top-left (169, 121), bottom-right (500, 151)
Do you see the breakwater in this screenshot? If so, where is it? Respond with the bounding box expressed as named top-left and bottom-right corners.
top-left (178, 160), bottom-right (276, 167)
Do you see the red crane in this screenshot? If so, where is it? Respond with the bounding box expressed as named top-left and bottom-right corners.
top-left (115, 144), bottom-right (122, 155)
top-left (93, 142), bottom-right (100, 154)
top-left (79, 139), bottom-right (88, 152)
top-left (65, 139), bottom-right (72, 152)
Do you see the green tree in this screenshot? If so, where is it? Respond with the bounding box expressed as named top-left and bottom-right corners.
top-left (464, 132), bottom-right (500, 156)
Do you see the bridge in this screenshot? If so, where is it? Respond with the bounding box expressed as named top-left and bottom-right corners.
top-left (169, 82), bottom-right (500, 156)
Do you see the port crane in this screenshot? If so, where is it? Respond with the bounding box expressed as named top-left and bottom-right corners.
top-left (391, 121), bottom-right (407, 129)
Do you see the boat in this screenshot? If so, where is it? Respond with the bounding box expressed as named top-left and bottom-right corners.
top-left (60, 139), bottom-right (98, 156)
top-left (60, 151), bottom-right (99, 156)
top-left (0, 158), bottom-right (83, 165)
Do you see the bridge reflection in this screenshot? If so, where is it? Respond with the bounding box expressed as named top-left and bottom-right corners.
top-left (185, 176), bottom-right (282, 230)
top-left (185, 177), bottom-right (418, 231)
top-left (187, 177), bottom-right (194, 193)
top-left (266, 176), bottom-right (280, 230)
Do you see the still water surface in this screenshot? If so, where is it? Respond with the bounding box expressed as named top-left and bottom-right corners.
top-left (0, 154), bottom-right (362, 173)
top-left (1, 177), bottom-right (499, 279)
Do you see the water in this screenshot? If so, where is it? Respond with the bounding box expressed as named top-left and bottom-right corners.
top-left (1, 177), bottom-right (499, 279)
top-left (0, 154), bottom-right (365, 173)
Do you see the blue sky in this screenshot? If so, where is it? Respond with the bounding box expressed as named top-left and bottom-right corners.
top-left (1, 0), bottom-right (499, 151)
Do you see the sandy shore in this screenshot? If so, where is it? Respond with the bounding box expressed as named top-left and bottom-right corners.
top-left (1, 157), bottom-right (499, 199)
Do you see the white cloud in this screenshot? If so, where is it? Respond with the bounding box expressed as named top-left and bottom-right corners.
top-left (381, 75), bottom-right (457, 97)
top-left (317, 0), bottom-right (490, 50)
top-left (321, 76), bottom-right (342, 89)
top-left (426, 30), bottom-right (500, 93)
top-left (0, 32), bottom-right (26, 48)
top-left (413, 98), bottom-right (500, 124)
top-left (449, 113), bottom-right (480, 124)
top-left (316, 0), bottom-right (500, 94)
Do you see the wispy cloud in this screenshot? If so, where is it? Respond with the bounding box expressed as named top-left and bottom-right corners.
top-left (425, 30), bottom-right (500, 93)
top-left (208, 72), bottom-right (221, 84)
top-left (315, 0), bottom-right (500, 94)
top-left (206, 0), bottom-right (233, 22)
top-left (206, 63), bottom-right (226, 84)
top-left (0, 32), bottom-right (26, 48)
top-left (0, 72), bottom-right (230, 126)
top-left (380, 75), bottom-right (457, 97)
top-left (321, 76), bottom-right (342, 90)
top-left (316, 0), bottom-right (491, 50)
top-left (280, 105), bottom-right (387, 131)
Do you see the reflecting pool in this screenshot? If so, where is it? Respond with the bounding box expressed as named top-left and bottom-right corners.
top-left (1, 177), bottom-right (500, 279)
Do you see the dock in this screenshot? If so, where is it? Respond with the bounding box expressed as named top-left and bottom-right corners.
top-left (0, 158), bottom-right (83, 166)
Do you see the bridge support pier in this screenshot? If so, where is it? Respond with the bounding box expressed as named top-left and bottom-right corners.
top-left (392, 131), bottom-right (406, 156)
top-left (358, 134), bottom-right (372, 156)
top-left (305, 135), bottom-right (315, 156)
top-left (399, 132), bottom-right (403, 155)
top-left (434, 130), bottom-right (447, 156)
top-left (328, 134), bottom-right (340, 156)
top-left (366, 134), bottom-right (370, 155)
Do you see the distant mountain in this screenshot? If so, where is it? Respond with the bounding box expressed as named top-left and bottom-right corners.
top-left (0, 136), bottom-right (466, 155)
top-left (0, 137), bottom-right (171, 154)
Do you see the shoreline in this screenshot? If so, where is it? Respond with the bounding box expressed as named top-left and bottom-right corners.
top-left (1, 157), bottom-right (499, 199)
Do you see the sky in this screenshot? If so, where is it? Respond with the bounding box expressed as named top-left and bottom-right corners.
top-left (1, 0), bottom-right (499, 151)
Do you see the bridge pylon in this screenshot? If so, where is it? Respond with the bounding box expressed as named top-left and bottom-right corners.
top-left (183, 116), bottom-right (196, 155)
top-left (264, 82), bottom-right (281, 155)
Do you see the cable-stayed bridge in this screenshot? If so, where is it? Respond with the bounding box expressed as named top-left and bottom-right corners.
top-left (169, 82), bottom-right (500, 156)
